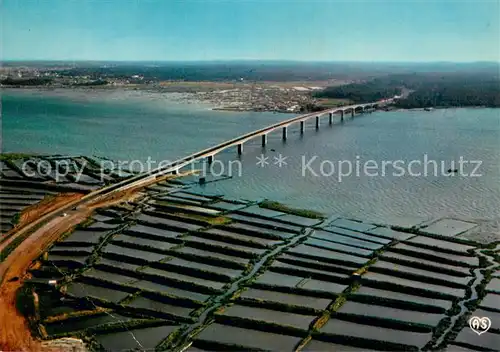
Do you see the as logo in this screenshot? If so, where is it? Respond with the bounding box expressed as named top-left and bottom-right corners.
top-left (469, 316), bottom-right (491, 335)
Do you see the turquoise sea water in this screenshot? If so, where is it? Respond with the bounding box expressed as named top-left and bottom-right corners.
top-left (2, 89), bottom-right (499, 225)
top-left (1, 89), bottom-right (290, 161)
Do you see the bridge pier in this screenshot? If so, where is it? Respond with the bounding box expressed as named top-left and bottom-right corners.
top-left (237, 143), bottom-right (243, 155)
top-left (207, 155), bottom-right (214, 164)
top-left (261, 134), bottom-right (267, 147)
top-left (329, 112), bottom-right (333, 125)
top-left (300, 121), bottom-right (305, 134)
top-left (315, 116), bottom-right (320, 129)
top-left (282, 126), bottom-right (288, 141)
top-left (340, 110), bottom-right (344, 121)
top-left (351, 109), bottom-right (355, 118)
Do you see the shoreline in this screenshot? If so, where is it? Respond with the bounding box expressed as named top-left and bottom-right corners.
top-left (2, 86), bottom-right (304, 114)
top-left (3, 86), bottom-right (496, 115)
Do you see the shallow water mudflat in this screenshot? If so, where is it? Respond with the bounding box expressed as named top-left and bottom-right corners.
top-left (24, 182), bottom-right (499, 351)
top-left (2, 89), bottom-right (290, 162)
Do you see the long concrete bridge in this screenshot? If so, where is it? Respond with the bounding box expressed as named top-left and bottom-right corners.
top-left (85, 97), bottom-right (395, 202)
top-left (205, 99), bottom-right (392, 162)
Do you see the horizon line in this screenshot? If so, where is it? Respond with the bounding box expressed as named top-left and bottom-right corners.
top-left (0, 58), bottom-right (500, 63)
top-left (2, 59), bottom-right (500, 65)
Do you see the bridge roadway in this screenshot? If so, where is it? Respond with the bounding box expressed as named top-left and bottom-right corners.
top-left (0, 98), bottom-right (395, 275)
top-left (81, 98), bottom-right (394, 204)
top-left (2, 98), bottom-right (394, 248)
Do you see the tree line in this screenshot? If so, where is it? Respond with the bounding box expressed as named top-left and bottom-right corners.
top-left (1, 77), bottom-right (53, 86)
top-left (314, 72), bottom-right (500, 108)
top-left (395, 76), bottom-right (500, 108)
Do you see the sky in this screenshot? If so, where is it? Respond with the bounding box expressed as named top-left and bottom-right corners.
top-left (2, 0), bottom-right (499, 62)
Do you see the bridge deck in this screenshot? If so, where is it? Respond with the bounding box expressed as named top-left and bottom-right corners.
top-left (84, 98), bottom-right (393, 203)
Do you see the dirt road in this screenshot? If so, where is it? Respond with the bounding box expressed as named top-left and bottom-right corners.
top-left (0, 187), bottom-right (149, 351)
top-left (0, 173), bottom-right (180, 350)
top-left (1, 192), bottom-right (83, 250)
top-left (0, 210), bottom-right (90, 351)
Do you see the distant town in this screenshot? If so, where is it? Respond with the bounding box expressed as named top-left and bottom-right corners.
top-left (2, 61), bottom-right (499, 111)
top-left (0, 64), bottom-right (354, 113)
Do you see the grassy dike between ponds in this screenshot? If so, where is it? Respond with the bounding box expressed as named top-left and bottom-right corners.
top-left (167, 208), bottom-right (380, 351)
top-left (430, 250), bottom-right (499, 350)
top-left (159, 227), bottom-right (316, 350)
top-left (259, 200), bottom-right (325, 219)
top-left (0, 153), bottom-right (39, 162)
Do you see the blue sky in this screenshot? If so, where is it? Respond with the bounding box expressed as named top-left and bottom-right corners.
top-left (2, 0), bottom-right (499, 62)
